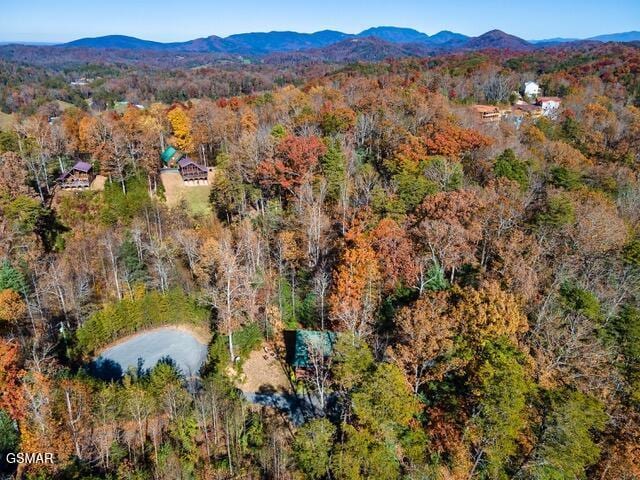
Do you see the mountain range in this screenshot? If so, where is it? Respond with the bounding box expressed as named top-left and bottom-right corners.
top-left (58, 27), bottom-right (640, 57)
top-left (62, 27), bottom-right (464, 54)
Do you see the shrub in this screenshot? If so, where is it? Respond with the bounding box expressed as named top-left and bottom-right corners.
top-left (76, 287), bottom-right (209, 355)
top-left (559, 281), bottom-right (602, 321)
top-left (623, 237), bottom-right (640, 267)
top-left (0, 261), bottom-right (27, 294)
top-left (0, 409), bottom-right (18, 458)
top-left (207, 323), bottom-right (263, 368)
top-left (549, 165), bottom-right (582, 190)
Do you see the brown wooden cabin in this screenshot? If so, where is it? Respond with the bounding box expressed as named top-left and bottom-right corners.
top-left (58, 161), bottom-right (94, 189)
top-left (472, 105), bottom-right (501, 122)
top-left (178, 157), bottom-right (208, 184)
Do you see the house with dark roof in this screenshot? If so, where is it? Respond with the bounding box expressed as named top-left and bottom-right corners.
top-left (178, 157), bottom-right (208, 184)
top-left (58, 161), bottom-right (94, 190)
top-left (512, 103), bottom-right (543, 118)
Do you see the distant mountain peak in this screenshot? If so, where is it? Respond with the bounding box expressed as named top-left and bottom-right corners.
top-left (64, 34), bottom-right (167, 50)
top-left (428, 30), bottom-right (470, 45)
top-left (465, 29), bottom-right (532, 50)
top-left (357, 26), bottom-right (430, 43)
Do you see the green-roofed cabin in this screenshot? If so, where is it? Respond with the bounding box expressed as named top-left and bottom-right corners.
top-left (284, 330), bottom-right (337, 373)
top-left (160, 146), bottom-right (184, 167)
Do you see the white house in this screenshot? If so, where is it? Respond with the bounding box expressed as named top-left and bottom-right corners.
top-left (524, 81), bottom-right (541, 98)
top-left (537, 97), bottom-right (562, 117)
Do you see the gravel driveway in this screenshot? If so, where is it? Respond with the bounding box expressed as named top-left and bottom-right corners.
top-left (93, 327), bottom-right (208, 378)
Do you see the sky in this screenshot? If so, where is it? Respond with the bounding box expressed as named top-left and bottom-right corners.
top-left (1, 0), bottom-right (639, 43)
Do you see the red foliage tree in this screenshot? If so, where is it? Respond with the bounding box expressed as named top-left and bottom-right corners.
top-left (257, 134), bottom-right (326, 197)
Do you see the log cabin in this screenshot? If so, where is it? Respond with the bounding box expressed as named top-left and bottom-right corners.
top-left (178, 157), bottom-right (208, 184)
top-left (58, 161), bottom-right (94, 190)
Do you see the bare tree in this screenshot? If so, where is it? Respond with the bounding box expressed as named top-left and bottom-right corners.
top-left (313, 265), bottom-right (331, 331)
top-left (304, 336), bottom-right (333, 414)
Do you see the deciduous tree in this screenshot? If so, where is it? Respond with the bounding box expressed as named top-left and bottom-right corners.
top-left (257, 134), bottom-right (326, 197)
top-left (329, 226), bottom-right (381, 337)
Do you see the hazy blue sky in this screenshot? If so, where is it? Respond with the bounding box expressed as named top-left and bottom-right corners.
top-left (2, 0), bottom-right (639, 42)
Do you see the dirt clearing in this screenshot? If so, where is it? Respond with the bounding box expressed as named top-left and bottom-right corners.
top-left (90, 175), bottom-right (107, 191)
top-left (239, 343), bottom-right (292, 394)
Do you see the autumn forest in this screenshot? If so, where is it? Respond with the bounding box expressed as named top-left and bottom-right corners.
top-left (1, 39), bottom-right (640, 480)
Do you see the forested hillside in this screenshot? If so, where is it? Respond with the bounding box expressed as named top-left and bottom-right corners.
top-left (1, 43), bottom-right (640, 479)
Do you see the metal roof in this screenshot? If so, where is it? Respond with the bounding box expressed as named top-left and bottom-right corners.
top-left (73, 161), bottom-right (92, 173)
top-left (58, 161), bottom-right (92, 181)
top-left (285, 330), bottom-right (337, 368)
top-left (178, 157), bottom-right (207, 171)
top-left (161, 146), bottom-right (178, 164)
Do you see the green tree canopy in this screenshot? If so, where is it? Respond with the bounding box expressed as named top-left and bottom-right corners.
top-left (528, 390), bottom-right (606, 480)
top-left (0, 261), bottom-right (27, 294)
top-left (470, 340), bottom-right (534, 479)
top-left (293, 418), bottom-right (336, 479)
top-left (493, 149), bottom-right (529, 190)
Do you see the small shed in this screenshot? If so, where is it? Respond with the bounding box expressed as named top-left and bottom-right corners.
top-left (284, 330), bottom-right (337, 370)
top-left (178, 157), bottom-right (208, 184)
top-left (58, 161), bottom-right (94, 189)
top-left (160, 146), bottom-right (183, 167)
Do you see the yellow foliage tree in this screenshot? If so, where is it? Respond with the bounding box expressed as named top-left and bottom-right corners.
top-left (451, 281), bottom-right (528, 345)
top-left (167, 106), bottom-right (194, 153)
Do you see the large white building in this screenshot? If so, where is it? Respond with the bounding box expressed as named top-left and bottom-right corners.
top-left (524, 81), bottom-right (541, 98)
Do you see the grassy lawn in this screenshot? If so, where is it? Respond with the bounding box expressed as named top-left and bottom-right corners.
top-left (160, 170), bottom-right (212, 216)
top-left (181, 185), bottom-right (211, 215)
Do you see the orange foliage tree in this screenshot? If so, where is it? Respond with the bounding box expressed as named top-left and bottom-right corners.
top-left (0, 339), bottom-right (25, 419)
top-left (329, 226), bottom-right (381, 337)
top-left (388, 292), bottom-right (459, 393)
top-left (423, 122), bottom-right (492, 158)
top-left (370, 217), bottom-right (418, 292)
top-left (19, 372), bottom-right (73, 475)
top-left (0, 289), bottom-right (27, 323)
